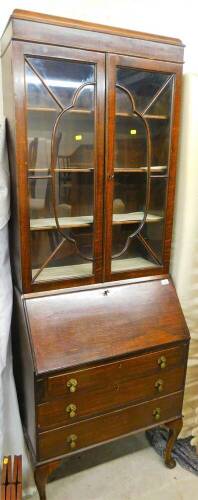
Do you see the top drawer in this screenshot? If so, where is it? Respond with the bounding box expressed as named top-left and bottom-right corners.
top-left (37, 344), bottom-right (187, 403)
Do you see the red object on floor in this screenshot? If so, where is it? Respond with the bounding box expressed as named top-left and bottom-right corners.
top-left (0, 456), bottom-right (22, 500)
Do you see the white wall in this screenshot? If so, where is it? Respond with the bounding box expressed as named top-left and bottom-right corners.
top-left (171, 73), bottom-right (198, 446)
top-left (0, 0), bottom-right (198, 72)
top-left (0, 0), bottom-right (197, 116)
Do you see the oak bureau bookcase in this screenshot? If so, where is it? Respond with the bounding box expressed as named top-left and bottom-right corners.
top-left (1, 9), bottom-right (189, 499)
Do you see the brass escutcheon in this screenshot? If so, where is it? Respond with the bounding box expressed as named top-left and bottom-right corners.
top-left (153, 407), bottom-right (161, 421)
top-left (66, 403), bottom-right (77, 418)
top-left (67, 434), bottom-right (77, 449)
top-left (158, 355), bottom-right (167, 369)
top-left (67, 378), bottom-right (78, 393)
top-left (155, 378), bottom-right (164, 392)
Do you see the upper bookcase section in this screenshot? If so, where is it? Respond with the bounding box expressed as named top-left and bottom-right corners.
top-left (1, 9), bottom-right (184, 64)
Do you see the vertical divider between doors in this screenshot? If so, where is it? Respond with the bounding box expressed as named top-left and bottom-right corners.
top-left (103, 53), bottom-right (117, 281)
top-left (93, 53), bottom-right (106, 283)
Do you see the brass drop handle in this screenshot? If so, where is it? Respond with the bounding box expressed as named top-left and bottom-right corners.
top-left (67, 378), bottom-right (78, 393)
top-left (158, 356), bottom-right (167, 369)
top-left (153, 407), bottom-right (161, 421)
top-left (66, 403), bottom-right (77, 418)
top-left (67, 434), bottom-right (77, 449)
top-left (155, 378), bottom-right (164, 393)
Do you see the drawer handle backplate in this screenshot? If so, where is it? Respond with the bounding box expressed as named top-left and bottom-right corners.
top-left (67, 434), bottom-right (77, 449)
top-left (66, 403), bottom-right (77, 418)
top-left (155, 378), bottom-right (164, 392)
top-left (153, 407), bottom-right (161, 421)
top-left (67, 378), bottom-right (78, 393)
top-left (158, 356), bottom-right (167, 369)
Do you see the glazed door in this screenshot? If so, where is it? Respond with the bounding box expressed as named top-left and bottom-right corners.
top-left (105, 54), bottom-right (179, 281)
top-left (16, 43), bottom-right (105, 291)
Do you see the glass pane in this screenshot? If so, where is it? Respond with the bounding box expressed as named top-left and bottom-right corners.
top-left (31, 229), bottom-right (92, 282)
top-left (111, 66), bottom-right (173, 273)
top-left (115, 88), bottom-right (147, 169)
top-left (141, 177), bottom-right (168, 263)
top-left (55, 86), bottom-right (95, 170)
top-left (27, 57), bottom-right (94, 108)
top-left (147, 83), bottom-right (173, 170)
top-left (116, 68), bottom-right (170, 113)
top-left (113, 172), bottom-right (147, 227)
top-left (25, 57), bottom-right (95, 282)
top-left (112, 225), bottom-right (157, 273)
top-left (26, 64), bottom-right (59, 173)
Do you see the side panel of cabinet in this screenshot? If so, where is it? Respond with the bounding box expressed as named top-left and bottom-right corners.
top-left (1, 43), bottom-right (22, 289)
top-left (11, 41), bottom-right (105, 292)
top-left (12, 288), bottom-right (37, 456)
top-left (104, 54), bottom-right (183, 282)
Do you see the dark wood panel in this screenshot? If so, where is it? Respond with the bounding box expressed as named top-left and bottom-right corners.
top-left (37, 366), bottom-right (185, 430)
top-left (10, 41), bottom-right (105, 292)
top-left (45, 344), bottom-right (186, 401)
top-left (25, 279), bottom-right (189, 374)
top-left (0, 10), bottom-right (184, 64)
top-left (1, 44), bottom-right (22, 290)
top-left (163, 66), bottom-right (183, 270)
top-left (11, 19), bottom-right (184, 64)
top-left (104, 53), bottom-right (182, 282)
top-left (12, 288), bottom-right (36, 454)
top-left (1, 12), bottom-right (185, 294)
top-left (38, 391), bottom-right (183, 460)
top-left (11, 10), bottom-right (183, 46)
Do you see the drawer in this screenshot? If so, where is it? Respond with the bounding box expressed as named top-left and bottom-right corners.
top-left (37, 344), bottom-right (187, 404)
top-left (37, 364), bottom-right (185, 430)
top-left (38, 391), bottom-right (183, 461)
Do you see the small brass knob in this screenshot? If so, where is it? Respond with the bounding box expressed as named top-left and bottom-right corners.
top-left (67, 378), bottom-right (78, 393)
top-left (153, 407), bottom-right (161, 421)
top-left (67, 434), bottom-right (77, 449)
top-left (66, 403), bottom-right (77, 418)
top-left (155, 378), bottom-right (164, 393)
top-left (158, 356), bottom-right (167, 369)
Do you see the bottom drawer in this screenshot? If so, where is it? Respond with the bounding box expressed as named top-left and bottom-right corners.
top-left (38, 391), bottom-right (183, 461)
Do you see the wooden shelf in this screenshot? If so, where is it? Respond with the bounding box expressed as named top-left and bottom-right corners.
top-left (27, 108), bottom-right (168, 120)
top-left (30, 212), bottom-right (163, 231)
top-left (28, 167), bottom-right (94, 174)
top-left (30, 216), bottom-right (93, 230)
top-left (115, 166), bottom-right (167, 173)
top-left (32, 262), bottom-right (93, 281)
top-left (28, 166), bottom-right (166, 174)
top-left (116, 112), bottom-right (168, 120)
top-left (112, 256), bottom-right (157, 272)
top-left (28, 107), bottom-right (93, 114)
top-left (55, 168), bottom-right (94, 172)
top-left (113, 212), bottom-right (163, 224)
top-left (32, 255), bottom-right (157, 282)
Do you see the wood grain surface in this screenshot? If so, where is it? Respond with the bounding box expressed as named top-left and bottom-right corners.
top-left (38, 391), bottom-right (184, 460)
top-left (25, 279), bottom-right (189, 374)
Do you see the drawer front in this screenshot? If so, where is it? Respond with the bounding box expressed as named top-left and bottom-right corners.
top-left (39, 344), bottom-right (187, 403)
top-left (38, 391), bottom-right (183, 461)
top-left (37, 365), bottom-right (185, 430)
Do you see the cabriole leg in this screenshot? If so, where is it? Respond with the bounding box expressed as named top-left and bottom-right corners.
top-left (34, 460), bottom-right (60, 500)
top-left (163, 417), bottom-right (183, 469)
